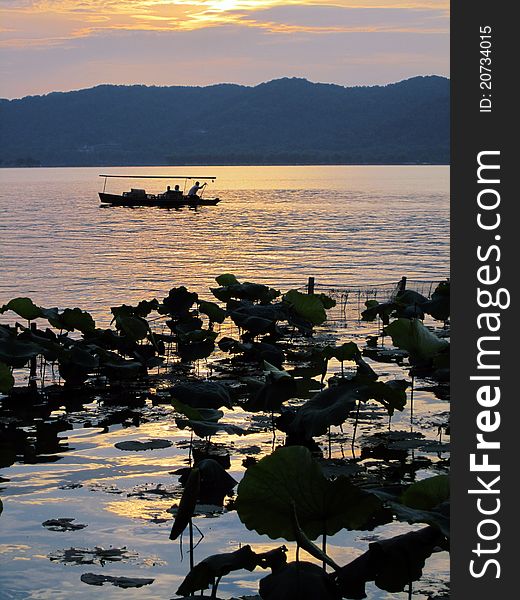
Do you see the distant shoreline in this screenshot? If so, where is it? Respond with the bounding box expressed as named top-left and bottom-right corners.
top-left (1, 162), bottom-right (450, 169)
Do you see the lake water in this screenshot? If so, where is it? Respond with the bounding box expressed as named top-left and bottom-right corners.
top-left (0, 165), bottom-right (449, 317)
top-left (0, 166), bottom-right (450, 600)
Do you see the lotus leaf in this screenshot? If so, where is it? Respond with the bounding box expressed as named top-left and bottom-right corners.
top-left (235, 446), bottom-right (381, 541)
top-left (323, 342), bottom-right (361, 363)
top-left (170, 468), bottom-right (200, 540)
top-left (334, 526), bottom-right (445, 598)
top-left (1, 297), bottom-right (43, 321)
top-left (171, 398), bottom-right (223, 423)
top-left (215, 273), bottom-right (240, 286)
top-left (259, 561), bottom-right (340, 600)
top-left (384, 318), bottom-right (449, 362)
top-left (171, 381), bottom-right (232, 409)
top-left (0, 335), bottom-right (44, 368)
top-left (176, 545), bottom-right (261, 596)
top-left (160, 286), bottom-right (198, 316)
top-left (176, 458), bottom-right (238, 505)
top-left (49, 307), bottom-right (96, 333)
top-left (283, 290), bottom-right (327, 325)
top-left (400, 474), bottom-right (449, 510)
top-left (114, 314), bottom-right (149, 341)
top-left (212, 282), bottom-right (280, 303)
top-left (359, 379), bottom-right (408, 416)
top-left (0, 362), bottom-right (14, 393)
top-left (198, 300), bottom-right (226, 324)
top-left (176, 418), bottom-right (247, 439)
top-left (280, 383), bottom-right (358, 440)
top-left (317, 293), bottom-right (336, 310)
top-left (80, 574), bottom-right (154, 588)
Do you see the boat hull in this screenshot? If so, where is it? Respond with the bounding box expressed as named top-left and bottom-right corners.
top-left (99, 192), bottom-right (221, 207)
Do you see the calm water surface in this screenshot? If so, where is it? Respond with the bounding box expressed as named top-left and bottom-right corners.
top-left (0, 166), bottom-right (450, 599)
top-left (0, 166), bottom-right (449, 316)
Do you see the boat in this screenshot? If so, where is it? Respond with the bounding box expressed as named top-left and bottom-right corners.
top-left (98, 174), bottom-right (221, 207)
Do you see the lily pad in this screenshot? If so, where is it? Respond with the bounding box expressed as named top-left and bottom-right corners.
top-left (80, 573), bottom-right (154, 588)
top-left (114, 439), bottom-right (172, 451)
top-left (42, 518), bottom-right (87, 532)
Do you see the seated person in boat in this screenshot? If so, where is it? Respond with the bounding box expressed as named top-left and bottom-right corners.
top-left (187, 181), bottom-right (207, 198)
top-left (164, 185), bottom-right (182, 199)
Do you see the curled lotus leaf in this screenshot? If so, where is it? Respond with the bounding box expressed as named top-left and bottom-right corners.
top-left (334, 526), bottom-right (445, 598)
top-left (283, 290), bottom-right (328, 325)
top-left (170, 468), bottom-right (200, 540)
top-left (359, 379), bottom-right (408, 416)
top-left (176, 545), bottom-right (263, 596)
top-left (215, 273), bottom-right (240, 286)
top-left (1, 297), bottom-right (43, 321)
top-left (159, 286), bottom-right (198, 316)
top-left (114, 314), bottom-right (149, 341)
top-left (198, 300), bottom-right (226, 324)
top-left (384, 318), bottom-right (449, 362)
top-left (279, 382), bottom-right (358, 440)
top-left (43, 307), bottom-right (96, 333)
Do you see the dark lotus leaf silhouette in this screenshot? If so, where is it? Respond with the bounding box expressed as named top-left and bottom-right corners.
top-left (159, 286), bottom-right (198, 316)
top-left (170, 467), bottom-right (200, 540)
top-left (176, 458), bottom-right (238, 506)
top-left (333, 526), bottom-right (445, 597)
top-left (259, 561), bottom-right (340, 600)
top-left (277, 382), bottom-right (358, 440)
top-left (176, 545), bottom-right (261, 596)
top-left (198, 300), bottom-right (226, 324)
top-left (170, 382), bottom-right (232, 409)
top-left (236, 446), bottom-right (381, 541)
top-left (384, 318), bottom-right (449, 363)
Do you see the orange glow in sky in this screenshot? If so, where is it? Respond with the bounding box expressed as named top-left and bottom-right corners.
top-left (0, 1), bottom-right (449, 98)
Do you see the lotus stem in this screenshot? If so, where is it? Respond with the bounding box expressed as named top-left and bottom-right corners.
top-left (211, 575), bottom-right (222, 599)
top-left (351, 399), bottom-right (361, 453)
top-left (189, 519), bottom-right (194, 571)
top-left (322, 533), bottom-right (327, 571)
top-left (410, 375), bottom-right (415, 432)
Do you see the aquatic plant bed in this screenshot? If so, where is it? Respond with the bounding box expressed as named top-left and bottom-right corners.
top-left (0, 276), bottom-right (450, 599)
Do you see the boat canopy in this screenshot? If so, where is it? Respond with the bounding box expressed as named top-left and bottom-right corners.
top-left (99, 175), bottom-right (216, 180)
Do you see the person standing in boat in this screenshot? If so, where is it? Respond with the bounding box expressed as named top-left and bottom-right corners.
top-left (187, 181), bottom-right (207, 197)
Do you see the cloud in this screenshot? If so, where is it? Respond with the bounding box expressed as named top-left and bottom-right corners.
top-left (0, 1), bottom-right (449, 97)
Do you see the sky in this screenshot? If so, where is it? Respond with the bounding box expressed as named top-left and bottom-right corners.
top-left (0, 1), bottom-right (449, 99)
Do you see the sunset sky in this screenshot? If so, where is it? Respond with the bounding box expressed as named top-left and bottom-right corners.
top-left (0, 1), bottom-right (449, 99)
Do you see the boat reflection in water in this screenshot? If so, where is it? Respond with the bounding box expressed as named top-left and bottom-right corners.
top-left (98, 174), bottom-right (221, 207)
